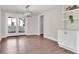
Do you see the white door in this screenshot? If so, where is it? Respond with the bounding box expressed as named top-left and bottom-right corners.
top-left (7, 17), bottom-right (26, 36)
top-left (17, 17), bottom-right (26, 35)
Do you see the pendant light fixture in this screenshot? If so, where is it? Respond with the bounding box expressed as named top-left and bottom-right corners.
top-left (24, 5), bottom-right (32, 17)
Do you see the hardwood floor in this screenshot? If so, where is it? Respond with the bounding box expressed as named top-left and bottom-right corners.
top-left (0, 35), bottom-right (75, 54)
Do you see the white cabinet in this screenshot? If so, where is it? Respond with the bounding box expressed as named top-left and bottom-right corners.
top-left (59, 7), bottom-right (79, 53)
top-left (58, 30), bottom-right (79, 53)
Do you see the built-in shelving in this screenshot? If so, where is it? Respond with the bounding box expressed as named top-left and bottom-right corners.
top-left (63, 8), bottom-right (79, 13)
top-left (58, 6), bottom-right (79, 54)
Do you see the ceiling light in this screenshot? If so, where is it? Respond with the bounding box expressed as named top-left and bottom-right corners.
top-left (24, 5), bottom-right (32, 17)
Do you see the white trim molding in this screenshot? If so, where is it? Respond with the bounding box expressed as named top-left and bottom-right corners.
top-left (58, 43), bottom-right (79, 54)
top-left (0, 38), bottom-right (1, 42)
top-left (1, 35), bottom-right (7, 38)
top-left (44, 35), bottom-right (57, 42)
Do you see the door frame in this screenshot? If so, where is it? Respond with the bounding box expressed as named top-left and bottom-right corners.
top-left (40, 15), bottom-right (44, 36)
top-left (6, 15), bottom-right (26, 37)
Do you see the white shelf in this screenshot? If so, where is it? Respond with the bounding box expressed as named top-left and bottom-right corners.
top-left (63, 8), bottom-right (79, 13)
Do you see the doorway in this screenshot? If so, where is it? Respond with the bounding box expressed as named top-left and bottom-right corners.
top-left (7, 16), bottom-right (26, 36)
top-left (40, 15), bottom-right (44, 37)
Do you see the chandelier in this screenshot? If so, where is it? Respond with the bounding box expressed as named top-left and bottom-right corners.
top-left (24, 5), bottom-right (32, 17)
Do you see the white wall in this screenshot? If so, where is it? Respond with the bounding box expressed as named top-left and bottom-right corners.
top-left (38, 6), bottom-right (63, 41)
top-left (1, 10), bottom-right (6, 38)
top-left (0, 6), bottom-right (64, 40)
top-left (26, 14), bottom-right (38, 35)
top-left (0, 8), bottom-right (1, 40)
top-left (0, 10), bottom-right (25, 37)
top-left (0, 8), bottom-right (38, 37)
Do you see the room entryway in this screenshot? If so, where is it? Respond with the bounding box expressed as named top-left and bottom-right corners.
top-left (7, 16), bottom-right (26, 36)
top-left (40, 15), bottom-right (44, 37)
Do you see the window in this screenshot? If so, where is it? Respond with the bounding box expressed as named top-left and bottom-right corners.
top-left (18, 18), bottom-right (25, 33)
top-left (8, 17), bottom-right (16, 33)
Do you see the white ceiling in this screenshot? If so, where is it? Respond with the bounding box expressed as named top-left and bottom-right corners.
top-left (0, 5), bottom-right (56, 14)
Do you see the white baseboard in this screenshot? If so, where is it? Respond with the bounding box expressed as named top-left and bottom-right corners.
top-left (44, 35), bottom-right (57, 42)
top-left (59, 43), bottom-right (79, 54)
top-left (1, 35), bottom-right (7, 38)
top-left (26, 33), bottom-right (38, 35)
top-left (0, 38), bottom-right (1, 42)
top-left (0, 36), bottom-right (7, 42)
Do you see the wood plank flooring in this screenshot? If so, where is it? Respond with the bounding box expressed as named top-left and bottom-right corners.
top-left (0, 35), bottom-right (75, 54)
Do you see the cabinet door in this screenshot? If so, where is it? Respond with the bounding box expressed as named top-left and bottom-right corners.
top-left (58, 30), bottom-right (65, 44)
top-left (63, 31), bottom-right (76, 50)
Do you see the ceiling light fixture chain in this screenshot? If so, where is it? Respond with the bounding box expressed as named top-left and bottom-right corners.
top-left (24, 5), bottom-right (32, 18)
